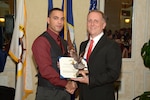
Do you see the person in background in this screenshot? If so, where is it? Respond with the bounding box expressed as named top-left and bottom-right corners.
top-left (71, 10), bottom-right (122, 100)
top-left (32, 8), bottom-right (77, 100)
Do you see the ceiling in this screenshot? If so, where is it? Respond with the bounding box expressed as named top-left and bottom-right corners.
top-left (0, 0), bottom-right (7, 2)
top-left (0, 0), bottom-right (12, 4)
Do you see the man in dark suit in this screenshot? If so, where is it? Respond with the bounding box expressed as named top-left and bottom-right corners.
top-left (72, 10), bottom-right (122, 100)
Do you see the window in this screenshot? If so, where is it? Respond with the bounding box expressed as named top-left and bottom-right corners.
top-left (103, 0), bottom-right (133, 58)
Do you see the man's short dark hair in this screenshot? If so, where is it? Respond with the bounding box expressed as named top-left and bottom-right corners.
top-left (48, 8), bottom-right (63, 17)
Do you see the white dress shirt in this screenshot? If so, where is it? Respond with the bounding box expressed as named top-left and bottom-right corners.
top-left (83, 32), bottom-right (104, 60)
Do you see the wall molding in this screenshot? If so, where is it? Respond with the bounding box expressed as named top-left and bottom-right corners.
top-left (118, 71), bottom-right (135, 99)
top-left (144, 70), bottom-right (150, 91)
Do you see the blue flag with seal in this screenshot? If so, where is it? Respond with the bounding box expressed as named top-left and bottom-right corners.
top-left (0, 49), bottom-right (7, 72)
top-left (89, 0), bottom-right (97, 11)
top-left (48, 0), bottom-right (53, 16)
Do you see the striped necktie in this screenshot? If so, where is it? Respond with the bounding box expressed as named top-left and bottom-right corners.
top-left (86, 40), bottom-right (94, 61)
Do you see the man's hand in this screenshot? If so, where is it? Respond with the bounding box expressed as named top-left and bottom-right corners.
top-left (65, 81), bottom-right (77, 94)
top-left (71, 70), bottom-right (89, 84)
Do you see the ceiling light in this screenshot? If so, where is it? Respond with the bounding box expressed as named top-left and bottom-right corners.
top-left (0, 18), bottom-right (5, 23)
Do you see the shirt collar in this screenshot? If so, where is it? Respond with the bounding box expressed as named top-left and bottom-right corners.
top-left (89, 32), bottom-right (104, 44)
top-left (47, 29), bottom-right (59, 41)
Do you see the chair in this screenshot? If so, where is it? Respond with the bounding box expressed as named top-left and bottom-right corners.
top-left (0, 86), bottom-right (15, 100)
top-left (114, 80), bottom-right (121, 100)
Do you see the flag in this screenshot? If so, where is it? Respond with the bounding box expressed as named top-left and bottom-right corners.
top-left (8, 0), bottom-right (33, 100)
top-left (89, 0), bottom-right (97, 11)
top-left (0, 49), bottom-right (7, 72)
top-left (48, 0), bottom-right (53, 16)
top-left (47, 0), bottom-right (53, 28)
top-left (61, 0), bottom-right (76, 51)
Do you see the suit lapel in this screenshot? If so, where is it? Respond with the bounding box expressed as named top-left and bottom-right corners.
top-left (89, 35), bottom-right (107, 62)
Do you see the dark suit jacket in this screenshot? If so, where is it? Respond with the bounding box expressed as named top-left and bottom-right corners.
top-left (79, 34), bottom-right (122, 100)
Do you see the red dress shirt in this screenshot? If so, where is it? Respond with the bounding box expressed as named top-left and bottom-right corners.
top-left (32, 29), bottom-right (67, 88)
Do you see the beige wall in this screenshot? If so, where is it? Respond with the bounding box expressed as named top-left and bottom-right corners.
top-left (0, 0), bottom-right (150, 100)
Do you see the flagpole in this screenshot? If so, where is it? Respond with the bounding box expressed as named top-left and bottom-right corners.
top-left (15, 63), bottom-right (17, 87)
top-left (64, 0), bottom-right (67, 40)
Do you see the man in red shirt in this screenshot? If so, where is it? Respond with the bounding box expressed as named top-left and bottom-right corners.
top-left (32, 8), bottom-right (77, 100)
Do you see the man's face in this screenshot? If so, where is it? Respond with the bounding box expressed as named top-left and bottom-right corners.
top-left (87, 12), bottom-right (106, 37)
top-left (47, 10), bottom-right (64, 34)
